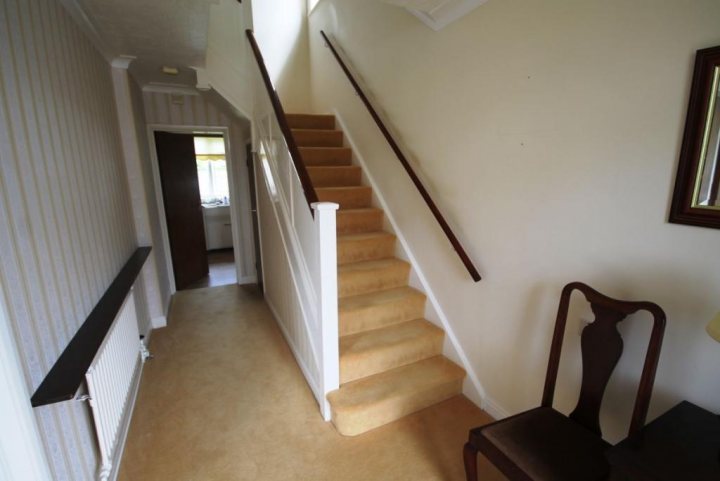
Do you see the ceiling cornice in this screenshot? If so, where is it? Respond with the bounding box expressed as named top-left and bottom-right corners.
top-left (382, 0), bottom-right (489, 31)
top-left (110, 56), bottom-right (136, 69)
top-left (57, 0), bottom-right (117, 61)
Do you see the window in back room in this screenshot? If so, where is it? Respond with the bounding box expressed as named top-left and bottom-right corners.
top-left (195, 136), bottom-right (229, 205)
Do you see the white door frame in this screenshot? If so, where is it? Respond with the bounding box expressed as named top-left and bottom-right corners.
top-left (0, 286), bottom-right (53, 481)
top-left (147, 124), bottom-right (243, 294)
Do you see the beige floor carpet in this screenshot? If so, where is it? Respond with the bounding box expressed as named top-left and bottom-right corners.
top-left (117, 284), bottom-right (503, 481)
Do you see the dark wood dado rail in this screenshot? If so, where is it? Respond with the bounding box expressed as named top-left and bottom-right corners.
top-left (31, 247), bottom-right (151, 407)
top-left (319, 31), bottom-right (481, 282)
top-left (246, 29), bottom-right (319, 214)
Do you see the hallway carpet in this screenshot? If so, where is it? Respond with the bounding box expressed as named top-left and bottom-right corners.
top-left (117, 284), bottom-right (503, 481)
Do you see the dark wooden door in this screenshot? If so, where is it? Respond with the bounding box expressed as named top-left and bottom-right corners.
top-left (154, 131), bottom-right (208, 290)
top-left (246, 143), bottom-right (263, 292)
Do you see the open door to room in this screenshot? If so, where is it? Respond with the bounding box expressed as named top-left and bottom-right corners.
top-left (154, 131), bottom-right (238, 291)
top-left (155, 131), bottom-right (209, 290)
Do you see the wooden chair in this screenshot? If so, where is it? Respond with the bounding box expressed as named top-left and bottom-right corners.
top-left (463, 282), bottom-right (666, 481)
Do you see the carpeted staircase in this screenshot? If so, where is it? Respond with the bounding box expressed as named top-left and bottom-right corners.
top-left (288, 113), bottom-right (466, 436)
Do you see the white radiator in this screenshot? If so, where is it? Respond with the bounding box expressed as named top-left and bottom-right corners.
top-left (85, 289), bottom-right (142, 481)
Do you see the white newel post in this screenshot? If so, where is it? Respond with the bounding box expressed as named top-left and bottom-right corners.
top-left (312, 201), bottom-right (340, 421)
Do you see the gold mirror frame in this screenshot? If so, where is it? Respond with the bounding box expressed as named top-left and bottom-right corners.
top-left (669, 45), bottom-right (720, 229)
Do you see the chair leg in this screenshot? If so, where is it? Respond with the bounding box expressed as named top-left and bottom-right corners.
top-left (463, 441), bottom-right (478, 481)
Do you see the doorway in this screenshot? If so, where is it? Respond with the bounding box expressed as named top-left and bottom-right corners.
top-left (152, 129), bottom-right (238, 291)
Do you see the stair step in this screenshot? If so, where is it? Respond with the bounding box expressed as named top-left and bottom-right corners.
top-left (307, 166), bottom-right (362, 187)
top-left (340, 319), bottom-right (444, 384)
top-left (337, 208), bottom-right (384, 235)
top-left (292, 128), bottom-right (343, 147)
top-left (299, 147), bottom-right (352, 166)
top-left (327, 356), bottom-right (465, 436)
top-left (286, 113), bottom-right (335, 130)
top-left (316, 186), bottom-right (372, 209)
top-left (339, 287), bottom-right (427, 336)
top-left (338, 232), bottom-right (396, 265)
top-left (338, 258), bottom-right (410, 298)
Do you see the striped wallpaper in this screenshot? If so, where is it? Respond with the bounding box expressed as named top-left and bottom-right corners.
top-left (143, 90), bottom-right (240, 127)
top-left (0, 0), bottom-right (144, 479)
top-left (143, 90), bottom-right (257, 284)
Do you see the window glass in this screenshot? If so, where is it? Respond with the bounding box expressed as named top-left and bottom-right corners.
top-left (194, 136), bottom-right (230, 204)
top-left (194, 136), bottom-right (225, 156)
top-left (196, 160), bottom-right (212, 201)
top-left (212, 162), bottom-right (229, 200)
top-left (259, 143), bottom-right (278, 199)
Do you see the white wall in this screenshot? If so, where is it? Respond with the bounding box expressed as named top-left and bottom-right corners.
top-left (206, 0), bottom-right (255, 118)
top-left (143, 90), bottom-right (257, 284)
top-left (0, 0), bottom-right (142, 478)
top-left (252, 0), bottom-right (312, 111)
top-left (310, 0), bottom-right (720, 441)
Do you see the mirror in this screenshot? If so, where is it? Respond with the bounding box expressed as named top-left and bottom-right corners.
top-left (693, 65), bottom-right (720, 209)
top-left (670, 45), bottom-right (720, 228)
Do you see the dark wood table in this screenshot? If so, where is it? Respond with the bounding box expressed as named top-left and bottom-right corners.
top-left (606, 401), bottom-right (720, 481)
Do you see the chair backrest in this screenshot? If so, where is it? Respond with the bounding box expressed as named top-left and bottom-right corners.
top-left (541, 282), bottom-right (666, 438)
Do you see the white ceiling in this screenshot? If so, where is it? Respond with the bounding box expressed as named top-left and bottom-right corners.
top-left (64, 0), bottom-right (489, 87)
top-left (63, 0), bottom-right (218, 86)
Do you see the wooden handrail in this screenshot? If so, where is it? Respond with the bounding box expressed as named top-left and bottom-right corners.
top-left (31, 247), bottom-right (151, 407)
top-left (320, 31), bottom-right (481, 282)
top-left (246, 29), bottom-right (319, 214)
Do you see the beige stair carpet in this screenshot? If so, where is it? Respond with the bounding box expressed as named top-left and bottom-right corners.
top-left (288, 113), bottom-right (466, 436)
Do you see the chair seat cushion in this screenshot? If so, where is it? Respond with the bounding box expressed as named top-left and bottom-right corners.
top-left (471, 407), bottom-right (611, 481)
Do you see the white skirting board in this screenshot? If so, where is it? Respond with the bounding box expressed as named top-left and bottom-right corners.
top-left (481, 395), bottom-right (510, 421)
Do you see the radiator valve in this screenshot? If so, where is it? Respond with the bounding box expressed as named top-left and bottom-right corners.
top-left (139, 337), bottom-right (153, 362)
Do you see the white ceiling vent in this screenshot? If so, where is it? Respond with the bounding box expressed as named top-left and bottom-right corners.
top-left (382, 0), bottom-right (489, 31)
